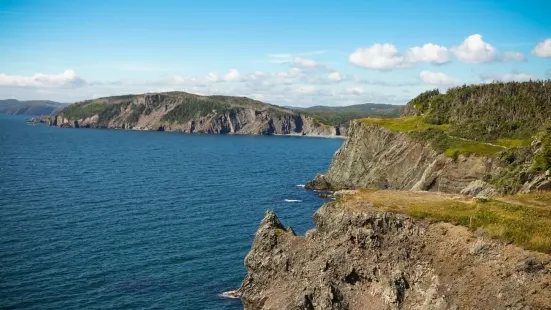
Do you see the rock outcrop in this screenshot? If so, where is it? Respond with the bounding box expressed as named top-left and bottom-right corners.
top-left (45, 92), bottom-right (346, 137)
top-left (306, 121), bottom-right (549, 195)
top-left (306, 121), bottom-right (496, 194)
top-left (238, 206), bottom-right (551, 310)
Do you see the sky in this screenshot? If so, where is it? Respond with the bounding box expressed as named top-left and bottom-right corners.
top-left (0, 0), bottom-right (550, 106)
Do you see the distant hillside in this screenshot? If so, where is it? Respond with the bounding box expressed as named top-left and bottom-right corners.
top-left (288, 103), bottom-right (404, 127)
top-left (0, 99), bottom-right (66, 116)
top-left (42, 92), bottom-right (347, 137)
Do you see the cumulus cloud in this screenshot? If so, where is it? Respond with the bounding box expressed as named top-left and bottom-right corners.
top-left (348, 43), bottom-right (406, 70)
top-left (532, 39), bottom-right (551, 58)
top-left (292, 57), bottom-right (318, 68)
top-left (327, 71), bottom-right (342, 82)
top-left (223, 69), bottom-right (241, 82)
top-left (501, 51), bottom-right (526, 61)
top-left (419, 71), bottom-right (460, 86)
top-left (451, 34), bottom-right (497, 63)
top-left (206, 72), bottom-right (220, 82)
top-left (345, 87), bottom-right (364, 95)
top-left (0, 69), bottom-right (86, 87)
top-left (482, 72), bottom-right (537, 83)
top-left (407, 43), bottom-right (450, 64)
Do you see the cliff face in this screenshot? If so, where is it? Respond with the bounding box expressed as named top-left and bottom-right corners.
top-left (239, 205), bottom-right (551, 310)
top-left (306, 121), bottom-right (493, 194)
top-left (306, 121), bottom-right (550, 195)
top-left (48, 93), bottom-right (346, 137)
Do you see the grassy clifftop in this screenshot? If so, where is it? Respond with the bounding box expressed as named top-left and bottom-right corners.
top-left (339, 189), bottom-right (551, 253)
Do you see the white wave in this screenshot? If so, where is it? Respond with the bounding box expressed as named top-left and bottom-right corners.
top-left (219, 290), bottom-right (240, 299)
top-left (284, 199), bottom-right (302, 203)
top-left (296, 184), bottom-right (305, 187)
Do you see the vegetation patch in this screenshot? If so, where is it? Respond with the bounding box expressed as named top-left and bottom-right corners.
top-left (126, 104), bottom-right (146, 124)
top-left (161, 98), bottom-right (234, 123)
top-left (61, 101), bottom-right (110, 119)
top-left (531, 134), bottom-right (551, 172)
top-left (495, 138), bottom-right (533, 148)
top-left (405, 81), bottom-right (551, 141)
top-left (340, 190), bottom-right (551, 253)
top-left (360, 116), bottom-right (449, 132)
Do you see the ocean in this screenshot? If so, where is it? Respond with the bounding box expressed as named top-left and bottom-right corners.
top-left (0, 114), bottom-right (343, 309)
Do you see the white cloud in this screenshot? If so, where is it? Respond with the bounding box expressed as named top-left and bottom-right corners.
top-left (327, 71), bottom-right (342, 81)
top-left (407, 43), bottom-right (450, 64)
top-left (420, 71), bottom-right (460, 86)
top-left (451, 34), bottom-right (497, 63)
top-left (502, 51), bottom-right (526, 61)
top-left (345, 87), bottom-right (364, 95)
top-left (348, 43), bottom-right (406, 70)
top-left (532, 39), bottom-right (551, 58)
top-left (292, 57), bottom-right (318, 68)
top-left (223, 69), bottom-right (241, 82)
top-left (483, 73), bottom-right (537, 83)
top-left (0, 69), bottom-right (85, 87)
top-left (206, 72), bottom-right (220, 82)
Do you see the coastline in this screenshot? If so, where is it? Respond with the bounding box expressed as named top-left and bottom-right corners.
top-left (30, 118), bottom-right (348, 139)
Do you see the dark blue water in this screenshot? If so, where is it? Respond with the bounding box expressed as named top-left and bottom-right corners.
top-left (0, 114), bottom-right (342, 309)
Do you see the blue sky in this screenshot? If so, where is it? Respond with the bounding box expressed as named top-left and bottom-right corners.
top-left (0, 0), bottom-right (550, 106)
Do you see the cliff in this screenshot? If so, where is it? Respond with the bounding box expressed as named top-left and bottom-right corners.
top-left (238, 191), bottom-right (551, 310)
top-left (307, 81), bottom-right (551, 195)
top-left (45, 92), bottom-right (346, 137)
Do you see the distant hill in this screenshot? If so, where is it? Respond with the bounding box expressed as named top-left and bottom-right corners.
top-left (0, 99), bottom-right (66, 116)
top-left (288, 103), bottom-right (404, 127)
top-left (40, 92), bottom-right (347, 136)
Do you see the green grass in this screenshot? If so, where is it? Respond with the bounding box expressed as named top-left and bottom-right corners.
top-left (495, 138), bottom-right (533, 148)
top-left (443, 142), bottom-right (504, 158)
top-left (360, 116), bottom-right (449, 132)
top-left (407, 127), bottom-right (504, 158)
top-left (341, 190), bottom-right (551, 253)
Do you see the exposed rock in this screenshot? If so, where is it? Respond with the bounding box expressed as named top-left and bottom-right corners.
top-left (306, 121), bottom-right (497, 194)
top-left (460, 180), bottom-right (497, 198)
top-left (306, 121), bottom-right (546, 195)
top-left (238, 204), bottom-right (551, 310)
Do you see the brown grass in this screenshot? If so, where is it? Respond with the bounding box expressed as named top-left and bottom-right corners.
top-left (338, 189), bottom-right (551, 253)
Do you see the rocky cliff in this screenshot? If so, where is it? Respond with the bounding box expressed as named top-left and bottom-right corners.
top-left (238, 201), bottom-right (551, 310)
top-left (306, 81), bottom-right (551, 195)
top-left (45, 92), bottom-right (346, 137)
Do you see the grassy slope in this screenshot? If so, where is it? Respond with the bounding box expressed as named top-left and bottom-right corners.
top-left (340, 189), bottom-right (551, 253)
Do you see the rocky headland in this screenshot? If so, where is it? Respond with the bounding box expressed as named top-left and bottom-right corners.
top-left (237, 81), bottom-right (551, 309)
top-left (33, 92), bottom-right (348, 137)
top-left (238, 192), bottom-right (551, 310)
